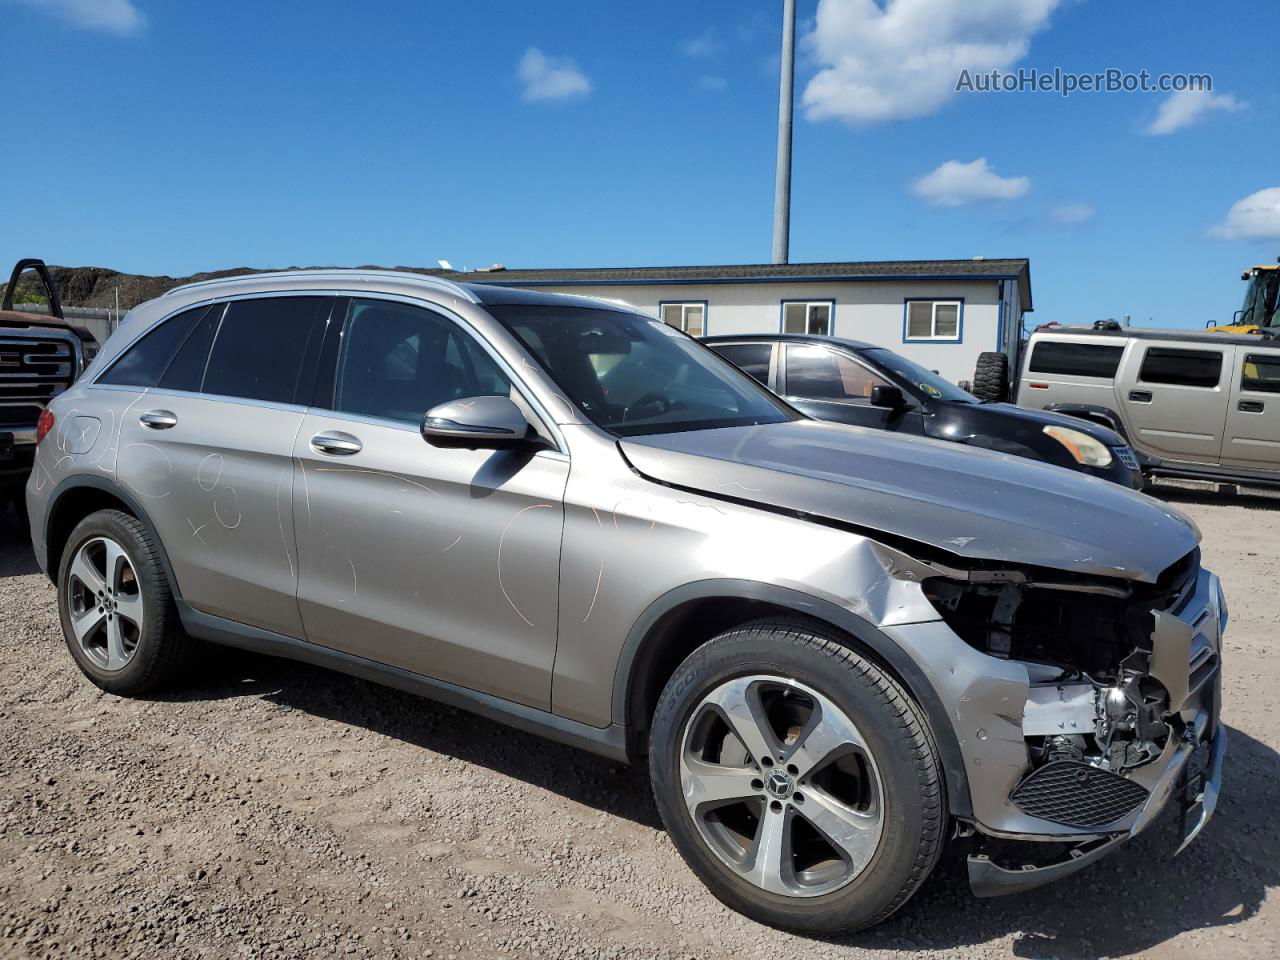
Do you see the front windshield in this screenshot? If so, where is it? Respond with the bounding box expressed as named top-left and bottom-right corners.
top-left (487, 304), bottom-right (795, 436)
top-left (864, 347), bottom-right (976, 404)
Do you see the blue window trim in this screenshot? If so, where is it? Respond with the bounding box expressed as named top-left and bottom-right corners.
top-left (902, 297), bottom-right (964, 344)
top-left (779, 299), bottom-right (836, 336)
top-left (995, 281), bottom-right (1005, 351)
top-left (657, 299), bottom-right (710, 336)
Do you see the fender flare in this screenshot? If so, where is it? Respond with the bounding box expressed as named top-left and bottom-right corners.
top-left (1043, 402), bottom-right (1130, 442)
top-left (43, 474), bottom-right (184, 598)
top-left (612, 579), bottom-right (974, 818)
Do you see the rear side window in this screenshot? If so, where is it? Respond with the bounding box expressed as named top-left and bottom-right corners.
top-left (1139, 347), bottom-right (1223, 388)
top-left (1241, 353), bottom-right (1280, 393)
top-left (97, 305), bottom-right (210, 387)
top-left (785, 345), bottom-right (888, 401)
top-left (201, 297), bottom-right (329, 403)
top-left (1028, 341), bottom-right (1124, 379)
top-left (711, 343), bottom-right (772, 385)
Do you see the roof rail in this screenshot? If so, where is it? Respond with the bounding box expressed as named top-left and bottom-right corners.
top-left (162, 269), bottom-right (480, 303)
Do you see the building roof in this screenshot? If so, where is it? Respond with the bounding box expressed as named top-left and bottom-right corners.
top-left (439, 258), bottom-right (1034, 311)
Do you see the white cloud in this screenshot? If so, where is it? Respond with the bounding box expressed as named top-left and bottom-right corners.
top-left (1210, 188), bottom-right (1280, 240)
top-left (11, 0), bottom-right (145, 35)
top-left (1050, 202), bottom-right (1096, 225)
top-left (517, 48), bottom-right (591, 103)
top-left (1145, 89), bottom-right (1244, 135)
top-left (680, 29), bottom-right (721, 58)
top-left (698, 75), bottom-right (729, 92)
top-left (911, 158), bottom-right (1029, 207)
top-left (803, 0), bottom-right (1061, 126)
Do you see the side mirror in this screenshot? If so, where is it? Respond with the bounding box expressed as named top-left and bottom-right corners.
top-left (421, 396), bottom-right (533, 449)
top-left (870, 384), bottom-right (906, 409)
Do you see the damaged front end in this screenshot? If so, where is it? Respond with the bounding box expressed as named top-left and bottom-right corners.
top-left (882, 545), bottom-right (1227, 897)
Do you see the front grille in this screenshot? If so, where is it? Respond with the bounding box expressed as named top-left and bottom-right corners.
top-left (1115, 445), bottom-right (1139, 470)
top-left (0, 336), bottom-right (76, 427)
top-left (1155, 547), bottom-right (1201, 614)
top-left (1010, 760), bottom-right (1150, 829)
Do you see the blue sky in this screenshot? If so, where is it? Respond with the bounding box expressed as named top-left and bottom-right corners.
top-left (1, 0), bottom-right (1277, 329)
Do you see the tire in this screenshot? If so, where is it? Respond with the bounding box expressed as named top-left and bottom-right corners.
top-left (971, 351), bottom-right (1010, 402)
top-left (56, 509), bottom-right (196, 695)
top-left (649, 618), bottom-right (945, 933)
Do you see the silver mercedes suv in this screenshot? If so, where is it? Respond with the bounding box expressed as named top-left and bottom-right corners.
top-left (26, 271), bottom-right (1227, 933)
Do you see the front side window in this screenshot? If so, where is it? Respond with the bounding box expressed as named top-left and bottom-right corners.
top-left (1241, 353), bottom-right (1280, 394)
top-left (1138, 346), bottom-right (1223, 388)
top-left (334, 299), bottom-right (512, 424)
top-left (785, 345), bottom-right (888, 402)
top-left (97, 305), bottom-right (212, 387)
top-left (1028, 340), bottom-right (1124, 379)
top-left (660, 302), bottom-right (705, 337)
top-left (710, 342), bottom-right (772, 385)
top-left (488, 304), bottom-right (793, 437)
top-left (782, 301), bottom-right (832, 336)
top-left (904, 300), bottom-right (961, 341)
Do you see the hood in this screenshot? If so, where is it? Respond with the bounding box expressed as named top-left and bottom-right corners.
top-left (620, 420), bottom-right (1197, 583)
top-left (978, 402), bottom-right (1125, 446)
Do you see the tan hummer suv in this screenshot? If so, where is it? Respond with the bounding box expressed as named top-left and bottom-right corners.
top-left (1017, 325), bottom-right (1280, 486)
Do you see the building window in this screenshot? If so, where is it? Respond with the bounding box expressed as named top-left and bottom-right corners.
top-left (904, 300), bottom-right (962, 341)
top-left (660, 302), bottom-right (706, 336)
top-left (781, 300), bottom-right (833, 336)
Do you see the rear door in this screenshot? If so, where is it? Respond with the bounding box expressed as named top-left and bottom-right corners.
top-left (1119, 343), bottom-right (1231, 464)
top-left (111, 295), bottom-right (332, 637)
top-left (780, 343), bottom-right (922, 432)
top-left (1220, 345), bottom-right (1280, 472)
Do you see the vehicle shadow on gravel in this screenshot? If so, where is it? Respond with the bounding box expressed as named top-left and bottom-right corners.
top-left (158, 648), bottom-right (665, 829)
top-left (828, 724), bottom-right (1278, 958)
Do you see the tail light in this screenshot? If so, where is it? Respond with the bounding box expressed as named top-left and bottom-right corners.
top-left (36, 408), bottom-right (55, 445)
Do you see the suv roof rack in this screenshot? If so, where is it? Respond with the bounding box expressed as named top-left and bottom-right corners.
top-left (162, 269), bottom-right (480, 304)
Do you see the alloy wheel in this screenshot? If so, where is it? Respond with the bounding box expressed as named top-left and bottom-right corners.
top-left (678, 675), bottom-right (884, 898)
top-left (65, 537), bottom-right (145, 671)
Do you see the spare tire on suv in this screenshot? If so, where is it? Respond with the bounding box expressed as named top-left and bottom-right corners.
top-left (971, 351), bottom-right (1009, 402)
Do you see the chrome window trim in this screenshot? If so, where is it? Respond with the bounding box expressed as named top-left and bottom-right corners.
top-left (90, 287), bottom-right (567, 455)
top-left (92, 290), bottom-right (334, 387)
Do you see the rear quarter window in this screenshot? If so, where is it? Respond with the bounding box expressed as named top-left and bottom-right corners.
top-left (710, 342), bottom-right (772, 385)
top-left (1027, 340), bottom-right (1124, 378)
top-left (1138, 347), bottom-right (1223, 388)
top-left (96, 305), bottom-right (211, 387)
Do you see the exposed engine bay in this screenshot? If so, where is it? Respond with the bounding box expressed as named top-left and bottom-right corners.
top-left (922, 548), bottom-right (1202, 780)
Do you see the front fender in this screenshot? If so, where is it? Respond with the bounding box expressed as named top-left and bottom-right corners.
top-left (613, 579), bottom-right (974, 819)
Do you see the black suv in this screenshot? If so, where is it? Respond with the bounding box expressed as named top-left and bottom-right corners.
top-left (705, 335), bottom-right (1142, 488)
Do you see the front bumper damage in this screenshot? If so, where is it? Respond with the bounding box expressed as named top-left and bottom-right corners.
top-left (881, 563), bottom-right (1228, 897)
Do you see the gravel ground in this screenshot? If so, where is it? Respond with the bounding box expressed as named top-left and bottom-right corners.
top-left (1, 483), bottom-right (1277, 960)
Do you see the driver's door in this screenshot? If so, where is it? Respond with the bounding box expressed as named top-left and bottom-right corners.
top-left (292, 297), bottom-right (568, 710)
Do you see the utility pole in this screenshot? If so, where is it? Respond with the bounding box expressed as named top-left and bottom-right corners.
top-left (772, 0), bottom-right (797, 264)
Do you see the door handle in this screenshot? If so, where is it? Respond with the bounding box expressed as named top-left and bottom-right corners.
top-left (1239, 400), bottom-right (1265, 413)
top-left (1128, 390), bottom-right (1153, 403)
top-left (310, 432), bottom-right (362, 456)
top-left (139, 410), bottom-right (178, 430)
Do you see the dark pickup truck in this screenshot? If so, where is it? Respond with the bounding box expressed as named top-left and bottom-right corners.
top-left (1, 259), bottom-right (99, 519)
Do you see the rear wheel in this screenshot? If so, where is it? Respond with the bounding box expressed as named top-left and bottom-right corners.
top-left (971, 351), bottom-right (1010, 402)
top-left (649, 619), bottom-right (945, 933)
top-left (57, 509), bottom-right (196, 694)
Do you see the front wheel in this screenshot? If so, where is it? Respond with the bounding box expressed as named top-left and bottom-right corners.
top-left (649, 619), bottom-right (945, 933)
